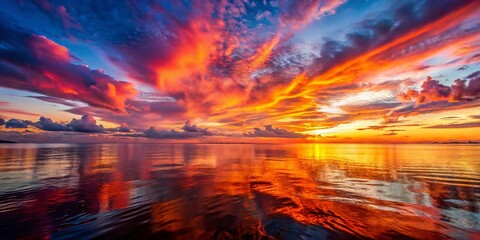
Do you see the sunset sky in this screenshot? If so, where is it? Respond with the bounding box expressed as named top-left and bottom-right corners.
top-left (0, 0), bottom-right (479, 143)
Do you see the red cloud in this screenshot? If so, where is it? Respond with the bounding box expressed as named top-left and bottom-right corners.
top-left (30, 35), bottom-right (70, 61)
top-left (0, 24), bottom-right (137, 112)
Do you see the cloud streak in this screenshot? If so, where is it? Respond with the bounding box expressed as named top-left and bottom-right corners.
top-left (423, 121), bottom-right (480, 129)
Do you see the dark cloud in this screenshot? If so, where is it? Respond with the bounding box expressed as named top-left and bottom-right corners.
top-left (144, 128), bottom-right (196, 139)
top-left (182, 120), bottom-right (213, 136)
top-left (457, 65), bottom-right (468, 71)
top-left (1, 115), bottom-right (128, 133)
top-left (470, 115), bottom-right (480, 119)
top-left (116, 124), bottom-right (131, 133)
top-left (464, 71), bottom-right (480, 97)
top-left (67, 115), bottom-right (104, 133)
top-left (441, 116), bottom-right (462, 120)
top-left (143, 120), bottom-right (216, 139)
top-left (105, 123), bottom-right (132, 133)
top-left (381, 131), bottom-right (397, 136)
top-left (5, 119), bottom-right (31, 128)
top-left (0, 114), bottom-right (143, 136)
top-left (243, 125), bottom-right (304, 138)
top-left (35, 117), bottom-right (70, 131)
top-left (4, 114), bottom-right (101, 133)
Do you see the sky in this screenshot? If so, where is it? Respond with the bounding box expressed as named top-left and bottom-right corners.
top-left (0, 0), bottom-right (479, 143)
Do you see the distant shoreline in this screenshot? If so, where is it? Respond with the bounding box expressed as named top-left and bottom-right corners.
top-left (432, 141), bottom-right (480, 144)
top-left (0, 140), bottom-right (17, 144)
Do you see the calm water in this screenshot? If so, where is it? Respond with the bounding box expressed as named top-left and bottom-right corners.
top-left (0, 144), bottom-right (478, 240)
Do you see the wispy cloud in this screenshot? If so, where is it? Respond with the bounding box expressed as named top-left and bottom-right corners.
top-left (423, 121), bottom-right (480, 129)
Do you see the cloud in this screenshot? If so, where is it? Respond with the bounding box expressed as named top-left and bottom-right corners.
top-left (470, 115), bottom-right (480, 119)
top-left (2, 115), bottom-right (105, 133)
top-left (357, 123), bottom-right (423, 131)
top-left (400, 76), bottom-right (451, 103)
top-left (27, 96), bottom-right (78, 107)
top-left (182, 120), bottom-right (213, 136)
top-left (35, 117), bottom-right (70, 131)
top-left (0, 21), bottom-right (137, 112)
top-left (143, 120), bottom-right (215, 139)
top-left (116, 123), bottom-right (131, 133)
top-left (279, 0), bottom-right (345, 30)
top-left (143, 127), bottom-right (197, 139)
top-left (5, 119), bottom-right (32, 128)
top-left (104, 123), bottom-right (132, 133)
top-left (23, 1), bottom-right (81, 31)
top-left (35, 115), bottom-right (104, 133)
top-left (388, 72), bottom-right (480, 121)
top-left (423, 121), bottom-right (480, 129)
top-left (0, 107), bottom-right (41, 117)
top-left (441, 116), bottom-right (462, 120)
top-left (243, 125), bottom-right (304, 138)
top-left (381, 131), bottom-right (398, 136)
top-left (400, 74), bottom-right (480, 104)
top-left (386, 100), bottom-right (480, 122)
top-left (357, 125), bottom-right (388, 131)
top-left (67, 115), bottom-right (104, 133)
top-left (2, 114), bottom-right (139, 134)
top-left (387, 129), bottom-right (406, 132)
top-left (65, 99), bottom-right (189, 130)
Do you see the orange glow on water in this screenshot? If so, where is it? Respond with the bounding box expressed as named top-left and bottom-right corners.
top-left (1, 144), bottom-right (478, 238)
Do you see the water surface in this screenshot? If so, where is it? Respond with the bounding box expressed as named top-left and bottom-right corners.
top-left (0, 143), bottom-right (478, 239)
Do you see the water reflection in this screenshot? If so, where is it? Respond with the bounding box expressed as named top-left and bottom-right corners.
top-left (0, 144), bottom-right (478, 239)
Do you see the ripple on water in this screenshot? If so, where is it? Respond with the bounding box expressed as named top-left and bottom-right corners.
top-left (0, 143), bottom-right (478, 239)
